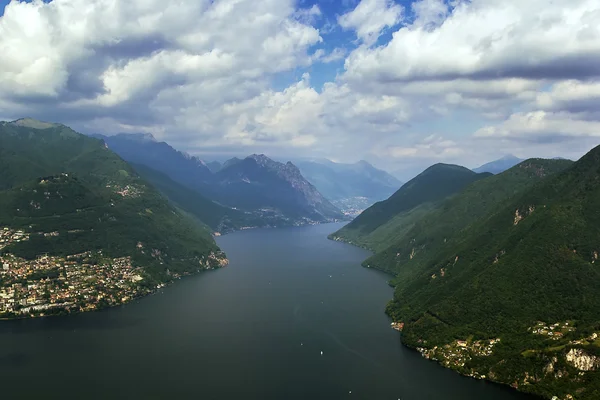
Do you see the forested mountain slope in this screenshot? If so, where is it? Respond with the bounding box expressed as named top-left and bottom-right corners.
top-left (365, 159), bottom-right (573, 274)
top-left (330, 164), bottom-right (490, 250)
top-left (0, 119), bottom-right (226, 318)
top-left (383, 150), bottom-right (600, 400)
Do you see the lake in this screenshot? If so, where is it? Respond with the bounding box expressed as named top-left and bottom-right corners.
top-left (0, 223), bottom-right (534, 399)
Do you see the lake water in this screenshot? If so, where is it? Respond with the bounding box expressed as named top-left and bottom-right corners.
top-left (0, 223), bottom-right (534, 399)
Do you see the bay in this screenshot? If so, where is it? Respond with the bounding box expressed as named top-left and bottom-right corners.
top-left (0, 223), bottom-right (534, 399)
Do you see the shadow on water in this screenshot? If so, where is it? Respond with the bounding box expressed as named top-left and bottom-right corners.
top-left (0, 353), bottom-right (31, 367)
top-left (0, 309), bottom-right (145, 335)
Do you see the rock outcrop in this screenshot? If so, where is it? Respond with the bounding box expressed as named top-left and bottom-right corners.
top-left (565, 349), bottom-right (600, 371)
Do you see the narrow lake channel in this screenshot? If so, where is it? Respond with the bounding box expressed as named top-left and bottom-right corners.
top-left (0, 223), bottom-right (535, 399)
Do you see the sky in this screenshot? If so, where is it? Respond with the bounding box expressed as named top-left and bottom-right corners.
top-left (1, 0), bottom-right (600, 179)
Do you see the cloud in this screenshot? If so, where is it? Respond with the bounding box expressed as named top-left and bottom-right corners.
top-left (0, 0), bottom-right (322, 122)
top-left (338, 0), bottom-right (404, 46)
top-left (471, 78), bottom-right (600, 152)
top-left (343, 0), bottom-right (600, 83)
top-left (474, 111), bottom-right (600, 142)
top-left (333, 0), bottom-right (600, 171)
top-left (379, 134), bottom-right (463, 159)
top-left (536, 80), bottom-right (600, 116)
top-left (294, 4), bottom-right (322, 24)
top-left (169, 73), bottom-right (412, 159)
top-left (320, 47), bottom-right (347, 63)
top-left (411, 0), bottom-right (449, 28)
top-left (1, 0), bottom-right (599, 174)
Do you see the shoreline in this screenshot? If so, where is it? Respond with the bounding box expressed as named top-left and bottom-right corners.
top-left (213, 217), bottom-right (351, 237)
top-left (397, 338), bottom-right (544, 399)
top-left (0, 254), bottom-right (228, 322)
top-left (335, 236), bottom-right (543, 399)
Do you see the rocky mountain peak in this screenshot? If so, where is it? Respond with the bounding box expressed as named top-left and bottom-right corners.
top-left (247, 154), bottom-right (273, 166)
top-left (114, 132), bottom-right (157, 142)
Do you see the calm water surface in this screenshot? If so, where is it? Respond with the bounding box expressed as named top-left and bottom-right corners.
top-left (0, 223), bottom-right (534, 399)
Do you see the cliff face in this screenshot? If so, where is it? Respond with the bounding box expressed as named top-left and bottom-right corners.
top-left (565, 349), bottom-right (600, 372)
top-left (272, 160), bottom-right (332, 209)
top-left (214, 154), bottom-right (343, 221)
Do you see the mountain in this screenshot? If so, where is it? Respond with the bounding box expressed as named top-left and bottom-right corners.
top-left (98, 133), bottom-right (343, 226)
top-left (473, 154), bottom-right (523, 174)
top-left (377, 151), bottom-right (600, 399)
top-left (221, 157), bottom-right (243, 170)
top-left (130, 163), bottom-right (264, 233)
top-left (96, 133), bottom-right (214, 189)
top-left (294, 159), bottom-right (402, 215)
top-left (330, 164), bottom-right (491, 250)
top-left (364, 158), bottom-right (573, 273)
top-left (206, 161), bottom-right (222, 173)
top-left (0, 119), bottom-right (226, 319)
top-left (211, 154), bottom-right (343, 222)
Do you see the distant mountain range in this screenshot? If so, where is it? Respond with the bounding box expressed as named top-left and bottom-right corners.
top-left (209, 154), bottom-right (343, 222)
top-left (199, 156), bottom-right (402, 216)
top-left (97, 134), bottom-right (344, 229)
top-left (99, 132), bottom-right (402, 218)
top-left (473, 154), bottom-right (524, 174)
top-left (292, 159), bottom-right (402, 215)
top-left (92, 133), bottom-right (214, 188)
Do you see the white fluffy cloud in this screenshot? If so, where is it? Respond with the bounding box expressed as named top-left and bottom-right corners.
top-left (337, 0), bottom-right (600, 174)
top-left (475, 111), bottom-right (600, 140)
top-left (344, 0), bottom-right (600, 83)
top-left (338, 0), bottom-right (403, 46)
top-left (1, 0), bottom-right (600, 175)
top-left (411, 0), bottom-right (450, 28)
top-left (0, 0), bottom-right (322, 117)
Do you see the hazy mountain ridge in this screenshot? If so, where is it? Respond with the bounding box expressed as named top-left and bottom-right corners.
top-left (473, 155), bottom-right (524, 174)
top-left (129, 163), bottom-right (266, 234)
top-left (213, 155), bottom-right (343, 222)
top-left (98, 134), bottom-right (344, 227)
top-left (96, 133), bottom-right (214, 188)
top-left (294, 158), bottom-right (403, 215)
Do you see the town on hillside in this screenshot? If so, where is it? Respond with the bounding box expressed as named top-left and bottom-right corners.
top-left (1, 227), bottom-right (151, 319)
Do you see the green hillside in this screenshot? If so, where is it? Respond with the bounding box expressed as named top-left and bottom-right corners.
top-left (131, 163), bottom-right (264, 233)
top-left (330, 164), bottom-right (491, 249)
top-left (366, 158), bottom-right (573, 274)
top-left (0, 120), bottom-right (226, 318)
top-left (384, 150), bottom-right (600, 399)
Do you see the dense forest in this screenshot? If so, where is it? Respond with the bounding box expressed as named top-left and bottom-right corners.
top-left (0, 119), bottom-right (226, 283)
top-left (334, 150), bottom-right (600, 399)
